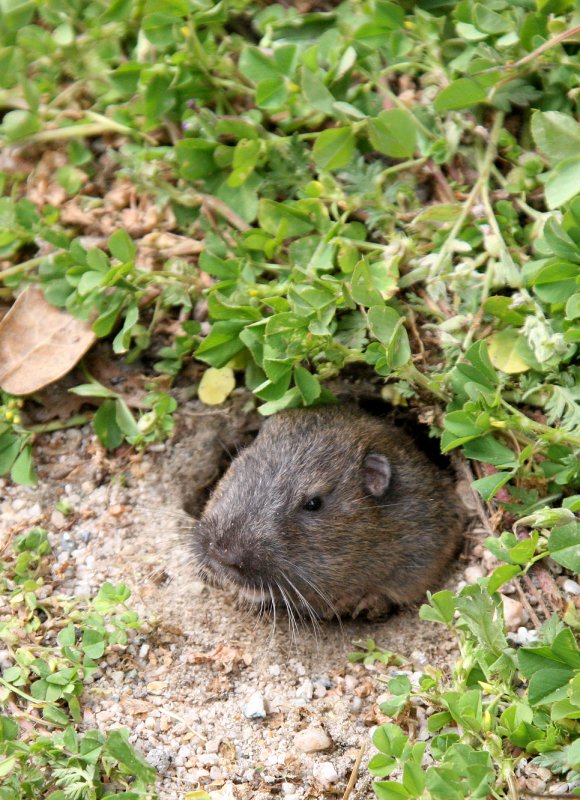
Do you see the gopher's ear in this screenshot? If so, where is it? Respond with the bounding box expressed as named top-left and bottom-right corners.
top-left (363, 452), bottom-right (391, 497)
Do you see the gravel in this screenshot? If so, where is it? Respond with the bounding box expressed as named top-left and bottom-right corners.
top-left (5, 398), bottom-right (556, 798)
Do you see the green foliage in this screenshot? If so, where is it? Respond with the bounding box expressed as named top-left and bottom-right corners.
top-left (0, 393), bottom-right (35, 486)
top-left (0, 0), bottom-right (577, 507)
top-left (370, 510), bottom-right (580, 799)
top-left (0, 527), bottom-right (155, 798)
top-left (348, 638), bottom-right (404, 668)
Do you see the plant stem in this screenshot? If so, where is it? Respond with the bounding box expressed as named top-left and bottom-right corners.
top-left (29, 415), bottom-right (91, 434)
top-left (333, 237), bottom-right (391, 252)
top-left (0, 255), bottom-right (49, 281)
top-left (402, 362), bottom-right (448, 401)
top-left (500, 400), bottom-right (580, 447)
top-left (11, 114), bottom-right (155, 146)
top-left (428, 112), bottom-right (505, 279)
top-left (376, 156), bottom-right (429, 185)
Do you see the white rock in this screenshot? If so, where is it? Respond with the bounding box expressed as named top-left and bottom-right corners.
top-left (294, 727), bottom-right (332, 753)
top-left (209, 783), bottom-right (236, 800)
top-left (482, 549), bottom-right (498, 570)
top-left (351, 697), bottom-right (363, 714)
top-left (525, 777), bottom-right (546, 794)
top-left (515, 626), bottom-right (539, 645)
top-left (410, 650), bottom-right (428, 666)
top-left (296, 679), bottom-right (313, 701)
top-left (500, 594), bottom-right (526, 629)
top-left (464, 564), bottom-right (486, 583)
top-left (312, 761), bottom-right (338, 787)
top-left (198, 753), bottom-right (218, 766)
top-left (205, 738), bottom-right (221, 753)
top-left (551, 782), bottom-right (572, 795)
top-left (243, 691), bottom-right (267, 719)
top-left (563, 579), bottom-right (580, 595)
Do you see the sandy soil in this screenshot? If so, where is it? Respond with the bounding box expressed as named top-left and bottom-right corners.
top-left (1, 396), bottom-right (475, 799)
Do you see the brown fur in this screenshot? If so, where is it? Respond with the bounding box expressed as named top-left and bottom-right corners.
top-left (189, 405), bottom-right (465, 619)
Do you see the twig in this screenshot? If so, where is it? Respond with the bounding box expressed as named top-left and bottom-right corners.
top-left (342, 740), bottom-right (367, 800)
top-left (514, 578), bottom-right (541, 629)
top-left (456, 458), bottom-right (496, 538)
top-left (161, 709), bottom-right (207, 741)
top-left (521, 573), bottom-right (551, 621)
top-left (529, 566), bottom-right (562, 615)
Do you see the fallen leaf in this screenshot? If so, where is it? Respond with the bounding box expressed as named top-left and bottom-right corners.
top-left (0, 286), bottom-right (96, 395)
top-left (198, 366), bottom-right (236, 406)
top-left (186, 643), bottom-right (250, 673)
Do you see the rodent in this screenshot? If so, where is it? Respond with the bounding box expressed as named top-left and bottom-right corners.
top-left (189, 405), bottom-right (465, 619)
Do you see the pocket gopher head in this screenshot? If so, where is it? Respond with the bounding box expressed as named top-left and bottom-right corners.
top-left (189, 405), bottom-right (464, 620)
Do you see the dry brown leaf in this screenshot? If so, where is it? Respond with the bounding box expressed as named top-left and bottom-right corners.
top-left (186, 643), bottom-right (251, 673)
top-left (0, 286), bottom-right (96, 395)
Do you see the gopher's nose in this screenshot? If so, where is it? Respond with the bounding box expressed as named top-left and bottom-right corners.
top-left (209, 543), bottom-right (245, 572)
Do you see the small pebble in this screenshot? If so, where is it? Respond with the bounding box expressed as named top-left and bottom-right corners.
top-left (51, 510), bottom-right (67, 528)
top-left (312, 761), bottom-right (338, 787)
top-left (198, 753), bottom-right (219, 766)
top-left (525, 777), bottom-right (546, 794)
top-left (512, 626), bottom-right (539, 645)
top-left (350, 697), bottom-right (363, 714)
top-left (296, 679), bottom-right (313, 701)
top-left (410, 650), bottom-right (428, 666)
top-left (139, 643), bottom-right (150, 659)
top-left (551, 783), bottom-right (572, 795)
top-left (563, 579), bottom-right (580, 596)
top-left (464, 564), bottom-right (485, 583)
top-left (146, 748), bottom-right (172, 773)
top-left (294, 726), bottom-right (333, 753)
top-left (312, 681), bottom-right (327, 699)
top-left (500, 594), bottom-right (526, 629)
top-left (109, 503), bottom-right (126, 517)
top-left (205, 739), bottom-right (221, 754)
top-left (0, 650), bottom-right (13, 671)
top-left (243, 691), bottom-right (267, 719)
top-left (146, 681), bottom-right (168, 695)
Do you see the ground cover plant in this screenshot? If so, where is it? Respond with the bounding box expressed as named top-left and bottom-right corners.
top-left (0, 0), bottom-right (579, 797)
top-left (0, 527), bottom-right (156, 799)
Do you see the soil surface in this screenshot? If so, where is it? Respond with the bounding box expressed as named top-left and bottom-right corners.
top-left (2, 394), bottom-right (482, 799)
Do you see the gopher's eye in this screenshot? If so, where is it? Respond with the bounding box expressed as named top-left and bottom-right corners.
top-left (303, 496), bottom-right (323, 511)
